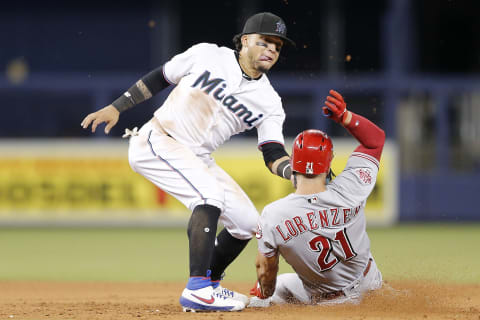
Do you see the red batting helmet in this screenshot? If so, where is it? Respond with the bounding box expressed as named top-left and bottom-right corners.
top-left (291, 129), bottom-right (334, 175)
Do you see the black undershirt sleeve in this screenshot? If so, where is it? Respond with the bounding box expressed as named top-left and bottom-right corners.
top-left (112, 65), bottom-right (171, 113)
top-left (260, 142), bottom-right (289, 167)
top-left (260, 142), bottom-right (291, 179)
top-left (141, 65), bottom-right (170, 95)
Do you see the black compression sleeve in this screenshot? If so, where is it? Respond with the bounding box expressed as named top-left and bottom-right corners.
top-left (188, 204), bottom-right (221, 276)
top-left (141, 65), bottom-right (170, 96)
top-left (112, 92), bottom-right (135, 113)
top-left (260, 142), bottom-right (289, 167)
top-left (111, 65), bottom-right (171, 113)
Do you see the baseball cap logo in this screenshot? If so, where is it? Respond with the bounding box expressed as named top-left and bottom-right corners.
top-left (235, 12), bottom-right (295, 47)
top-left (275, 21), bottom-right (286, 34)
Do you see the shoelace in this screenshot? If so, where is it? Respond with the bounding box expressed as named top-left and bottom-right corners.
top-left (220, 288), bottom-right (235, 298)
top-left (210, 271), bottom-right (237, 299)
top-left (122, 127), bottom-right (139, 138)
top-left (213, 291), bottom-right (230, 300)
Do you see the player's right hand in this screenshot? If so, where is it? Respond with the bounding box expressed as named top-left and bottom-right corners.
top-left (81, 105), bottom-right (120, 134)
top-left (322, 89), bottom-right (347, 124)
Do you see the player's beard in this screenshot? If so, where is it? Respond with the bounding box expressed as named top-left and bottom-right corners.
top-left (256, 64), bottom-right (270, 74)
top-left (247, 50), bottom-right (273, 74)
top-left (254, 58), bottom-right (275, 74)
top-left (255, 56), bottom-right (275, 74)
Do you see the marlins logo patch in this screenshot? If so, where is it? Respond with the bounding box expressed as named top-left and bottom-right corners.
top-left (276, 21), bottom-right (286, 34)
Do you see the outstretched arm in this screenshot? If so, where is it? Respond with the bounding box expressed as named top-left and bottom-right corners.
top-left (253, 251), bottom-right (279, 298)
top-left (323, 90), bottom-right (386, 161)
top-left (81, 66), bottom-right (171, 134)
top-left (110, 66), bottom-right (171, 113)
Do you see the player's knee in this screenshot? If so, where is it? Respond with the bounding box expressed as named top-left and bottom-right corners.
top-left (222, 209), bottom-right (258, 240)
top-left (239, 206), bottom-right (259, 235)
top-left (191, 204), bottom-right (221, 219)
top-left (189, 182), bottom-right (226, 212)
top-left (226, 229), bottom-right (253, 240)
top-left (190, 196), bottom-right (225, 212)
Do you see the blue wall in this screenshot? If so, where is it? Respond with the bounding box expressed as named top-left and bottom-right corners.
top-left (1, 0), bottom-right (479, 221)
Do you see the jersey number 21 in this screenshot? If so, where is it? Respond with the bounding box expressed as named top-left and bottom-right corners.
top-left (309, 228), bottom-right (357, 272)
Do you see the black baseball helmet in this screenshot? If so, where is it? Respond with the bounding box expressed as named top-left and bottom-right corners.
top-left (233, 12), bottom-right (296, 49)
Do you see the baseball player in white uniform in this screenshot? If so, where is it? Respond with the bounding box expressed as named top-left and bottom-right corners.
top-left (250, 90), bottom-right (385, 306)
top-left (81, 13), bottom-right (295, 312)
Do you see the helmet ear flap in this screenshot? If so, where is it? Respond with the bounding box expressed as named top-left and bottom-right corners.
top-left (326, 168), bottom-right (336, 184)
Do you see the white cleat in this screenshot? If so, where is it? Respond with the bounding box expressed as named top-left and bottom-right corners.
top-left (213, 285), bottom-right (249, 305)
top-left (180, 286), bottom-right (245, 312)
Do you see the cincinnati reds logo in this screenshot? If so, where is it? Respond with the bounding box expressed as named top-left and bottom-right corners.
top-left (356, 168), bottom-right (372, 184)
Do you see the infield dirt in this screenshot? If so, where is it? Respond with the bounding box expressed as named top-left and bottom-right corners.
top-left (1, 281), bottom-right (479, 320)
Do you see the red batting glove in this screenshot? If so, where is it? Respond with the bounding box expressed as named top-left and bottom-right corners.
top-left (322, 89), bottom-right (347, 124)
top-left (250, 281), bottom-right (266, 299)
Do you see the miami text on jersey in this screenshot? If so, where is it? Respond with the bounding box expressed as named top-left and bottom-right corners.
top-left (192, 70), bottom-right (264, 127)
top-left (275, 205), bottom-right (362, 243)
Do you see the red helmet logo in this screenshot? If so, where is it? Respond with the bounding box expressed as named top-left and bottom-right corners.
top-left (291, 129), bottom-right (333, 175)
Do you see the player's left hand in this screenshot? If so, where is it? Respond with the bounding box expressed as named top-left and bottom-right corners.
top-left (322, 89), bottom-right (347, 124)
top-left (249, 281), bottom-right (266, 299)
top-left (81, 104), bottom-right (120, 134)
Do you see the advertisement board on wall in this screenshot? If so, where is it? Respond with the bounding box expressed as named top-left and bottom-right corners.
top-left (0, 139), bottom-right (397, 226)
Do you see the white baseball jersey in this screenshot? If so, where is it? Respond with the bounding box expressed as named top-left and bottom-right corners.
top-left (127, 43), bottom-right (286, 240)
top-left (155, 42), bottom-right (286, 156)
top-left (257, 152), bottom-right (380, 293)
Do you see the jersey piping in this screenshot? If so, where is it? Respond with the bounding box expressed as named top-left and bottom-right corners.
top-left (147, 130), bottom-right (206, 202)
top-left (351, 152), bottom-right (379, 169)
